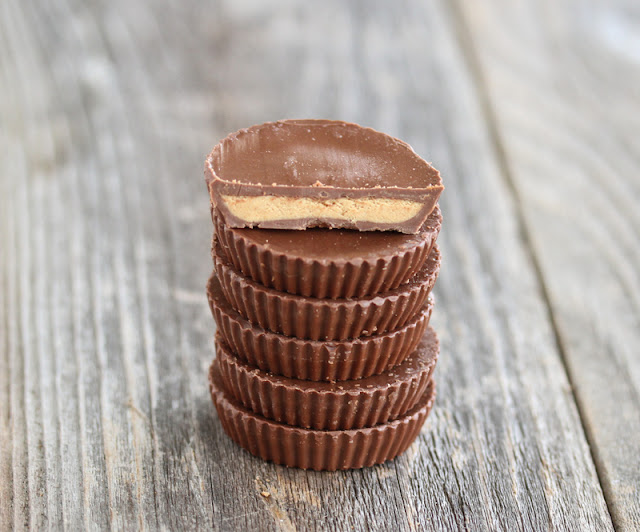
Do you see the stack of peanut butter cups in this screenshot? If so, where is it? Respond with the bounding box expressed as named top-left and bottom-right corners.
top-left (204, 120), bottom-right (444, 471)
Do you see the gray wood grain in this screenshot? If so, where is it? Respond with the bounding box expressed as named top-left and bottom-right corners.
top-left (453, 1), bottom-right (640, 529)
top-left (0, 0), bottom-right (622, 530)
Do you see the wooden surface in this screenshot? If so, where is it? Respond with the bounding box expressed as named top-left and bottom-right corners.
top-left (0, 0), bottom-right (637, 530)
top-left (456, 2), bottom-right (640, 529)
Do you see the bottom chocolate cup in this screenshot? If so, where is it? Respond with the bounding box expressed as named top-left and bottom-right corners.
top-left (216, 328), bottom-right (439, 430)
top-left (209, 362), bottom-right (436, 471)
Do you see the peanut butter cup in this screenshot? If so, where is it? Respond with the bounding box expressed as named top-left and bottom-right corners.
top-left (215, 328), bottom-right (439, 430)
top-left (206, 120), bottom-right (443, 233)
top-left (212, 242), bottom-right (440, 340)
top-left (213, 204), bottom-right (440, 299)
top-left (207, 271), bottom-right (434, 381)
top-left (203, 120), bottom-right (445, 471)
top-left (209, 362), bottom-right (436, 471)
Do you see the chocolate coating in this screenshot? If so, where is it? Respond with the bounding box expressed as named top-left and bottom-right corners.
top-left (215, 328), bottom-right (439, 430)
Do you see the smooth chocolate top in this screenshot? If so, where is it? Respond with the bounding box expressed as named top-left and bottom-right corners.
top-left (207, 120), bottom-right (442, 194)
top-left (216, 204), bottom-right (441, 262)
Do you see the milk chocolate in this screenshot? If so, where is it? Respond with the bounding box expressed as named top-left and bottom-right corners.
top-left (213, 242), bottom-right (440, 340)
top-left (213, 205), bottom-right (441, 299)
top-left (207, 271), bottom-right (434, 381)
top-left (215, 328), bottom-right (438, 430)
top-left (205, 120), bottom-right (444, 234)
top-left (209, 361), bottom-right (436, 470)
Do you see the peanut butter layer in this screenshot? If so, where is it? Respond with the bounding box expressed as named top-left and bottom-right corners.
top-left (222, 195), bottom-right (424, 225)
top-left (205, 120), bottom-right (444, 233)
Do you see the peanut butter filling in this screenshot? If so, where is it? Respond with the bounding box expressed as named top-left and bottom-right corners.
top-left (221, 195), bottom-right (423, 224)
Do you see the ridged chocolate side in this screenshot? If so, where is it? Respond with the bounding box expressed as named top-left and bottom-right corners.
top-left (215, 328), bottom-right (438, 430)
top-left (209, 363), bottom-right (436, 471)
top-left (212, 243), bottom-right (440, 341)
top-left (213, 205), bottom-right (441, 299)
top-left (207, 272), bottom-right (434, 381)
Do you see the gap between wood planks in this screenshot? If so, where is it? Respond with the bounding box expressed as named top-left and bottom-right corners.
top-left (445, 0), bottom-right (616, 526)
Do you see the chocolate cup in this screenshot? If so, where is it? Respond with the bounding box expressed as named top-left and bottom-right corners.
top-left (215, 328), bottom-right (438, 430)
top-left (207, 276), bottom-right (433, 382)
top-left (207, 272), bottom-right (434, 381)
top-left (205, 120), bottom-right (444, 234)
top-left (209, 363), bottom-right (436, 471)
top-left (213, 205), bottom-right (441, 299)
top-left (212, 243), bottom-right (440, 341)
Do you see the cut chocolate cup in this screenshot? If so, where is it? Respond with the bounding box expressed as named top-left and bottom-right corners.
top-left (209, 362), bottom-right (436, 471)
top-left (215, 327), bottom-right (439, 430)
top-left (213, 204), bottom-right (441, 299)
top-left (212, 243), bottom-right (440, 341)
top-left (205, 120), bottom-right (444, 234)
top-left (207, 271), bottom-right (434, 381)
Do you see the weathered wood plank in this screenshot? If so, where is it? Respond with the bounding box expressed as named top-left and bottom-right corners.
top-left (454, 1), bottom-right (640, 528)
top-left (0, 0), bottom-right (619, 530)
top-left (0, 154), bottom-right (12, 530)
